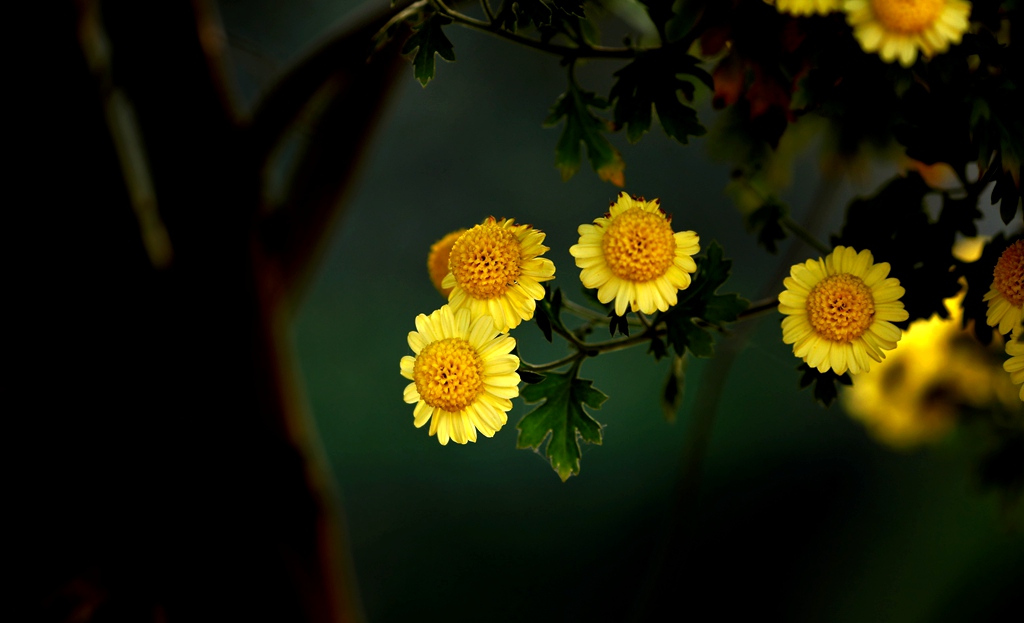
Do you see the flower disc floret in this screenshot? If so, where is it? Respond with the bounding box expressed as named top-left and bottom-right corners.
top-left (443, 217), bottom-right (555, 333)
top-left (570, 192), bottom-right (699, 316)
top-left (778, 246), bottom-right (910, 375)
top-left (449, 223), bottom-right (522, 299)
top-left (984, 239), bottom-right (1024, 335)
top-left (400, 305), bottom-right (521, 445)
top-left (602, 208), bottom-right (678, 282)
top-left (844, 0), bottom-right (972, 67)
top-left (806, 273), bottom-right (875, 342)
top-left (413, 338), bottom-right (484, 412)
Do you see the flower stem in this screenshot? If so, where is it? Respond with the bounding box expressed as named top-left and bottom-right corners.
top-left (780, 215), bottom-right (831, 256)
top-left (428, 0), bottom-right (643, 59)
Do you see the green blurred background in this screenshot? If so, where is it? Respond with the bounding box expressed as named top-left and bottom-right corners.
top-left (220, 1), bottom-right (1022, 621)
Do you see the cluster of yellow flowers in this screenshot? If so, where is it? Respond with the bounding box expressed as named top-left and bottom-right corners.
top-left (772, 0), bottom-right (973, 67)
top-left (401, 193), bottom-right (699, 444)
top-left (402, 189), bottom-right (1023, 448)
top-left (779, 239), bottom-right (1024, 447)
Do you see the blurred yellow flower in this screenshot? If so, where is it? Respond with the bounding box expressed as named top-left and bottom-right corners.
top-left (779, 246), bottom-right (910, 375)
top-left (984, 239), bottom-right (1024, 335)
top-left (570, 192), bottom-right (699, 316)
top-left (844, 296), bottom-right (1019, 447)
top-left (427, 228), bottom-right (467, 297)
top-left (844, 0), bottom-right (972, 67)
top-left (443, 217), bottom-right (555, 333)
top-left (400, 305), bottom-right (520, 445)
top-left (773, 0), bottom-right (842, 16)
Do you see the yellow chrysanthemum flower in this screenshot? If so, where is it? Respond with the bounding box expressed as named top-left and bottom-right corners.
top-left (773, 0), bottom-right (842, 16)
top-left (983, 239), bottom-right (1024, 335)
top-left (844, 294), bottom-right (1016, 447)
top-left (844, 0), bottom-right (972, 67)
top-left (569, 192), bottom-right (700, 316)
top-left (427, 229), bottom-right (466, 297)
top-left (442, 217), bottom-right (555, 333)
top-left (778, 246), bottom-right (910, 375)
top-left (1004, 325), bottom-right (1024, 401)
top-left (400, 305), bottom-right (520, 445)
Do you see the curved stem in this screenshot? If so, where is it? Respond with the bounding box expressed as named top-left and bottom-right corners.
top-left (561, 298), bottom-right (644, 326)
top-left (520, 352), bottom-right (584, 373)
top-left (429, 0), bottom-right (642, 59)
top-left (479, 0), bottom-right (495, 23)
top-left (780, 215), bottom-right (831, 256)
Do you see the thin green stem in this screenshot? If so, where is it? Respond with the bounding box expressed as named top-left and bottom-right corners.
top-left (429, 0), bottom-right (642, 59)
top-left (780, 215), bottom-right (831, 256)
top-left (520, 352), bottom-right (583, 373)
top-left (561, 297), bottom-right (644, 326)
top-left (479, 0), bottom-right (495, 23)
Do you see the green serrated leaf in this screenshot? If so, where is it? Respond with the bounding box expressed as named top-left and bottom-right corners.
top-left (512, 0), bottom-right (553, 29)
top-left (609, 312), bottom-right (630, 337)
top-left (665, 0), bottom-right (707, 43)
top-left (660, 241), bottom-right (749, 358)
top-left (610, 51), bottom-right (708, 146)
top-left (648, 335), bottom-right (668, 360)
top-left (797, 363), bottom-right (850, 407)
top-left (535, 286), bottom-right (568, 342)
top-left (401, 15), bottom-right (455, 86)
top-left (747, 201), bottom-right (788, 253)
top-left (666, 319), bottom-right (714, 358)
top-left (546, 82), bottom-right (625, 185)
top-left (517, 370), bottom-right (607, 481)
top-left (552, 0), bottom-right (586, 17)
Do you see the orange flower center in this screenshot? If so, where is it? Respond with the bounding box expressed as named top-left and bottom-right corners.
top-left (601, 208), bottom-right (677, 282)
top-left (427, 229), bottom-right (466, 297)
top-left (993, 240), bottom-right (1024, 307)
top-left (449, 222), bottom-right (522, 299)
top-left (413, 338), bottom-right (484, 412)
top-left (806, 273), bottom-right (876, 342)
top-left (870, 0), bottom-right (945, 34)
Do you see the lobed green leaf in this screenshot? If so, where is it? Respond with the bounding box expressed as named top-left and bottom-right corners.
top-left (401, 14), bottom-right (455, 86)
top-left (517, 370), bottom-right (607, 481)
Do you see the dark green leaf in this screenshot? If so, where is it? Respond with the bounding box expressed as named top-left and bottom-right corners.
top-left (517, 370), bottom-right (607, 481)
top-left (609, 50), bottom-right (708, 145)
top-left (648, 335), bottom-right (668, 360)
top-left (401, 15), bottom-right (455, 86)
top-left (545, 83), bottom-right (625, 185)
top-left (993, 170), bottom-right (1023, 225)
top-left (747, 200), bottom-right (788, 254)
top-left (552, 0), bottom-right (585, 17)
top-left (519, 370), bottom-right (546, 384)
top-left (665, 0), bottom-right (707, 43)
top-left (609, 312), bottom-right (630, 337)
top-left (535, 285), bottom-right (567, 342)
top-left (797, 363), bottom-right (851, 407)
top-left (503, 0), bottom-right (553, 31)
top-left (666, 318), bottom-right (714, 358)
top-left (659, 241), bottom-right (749, 359)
